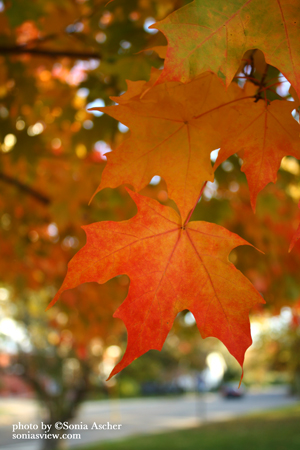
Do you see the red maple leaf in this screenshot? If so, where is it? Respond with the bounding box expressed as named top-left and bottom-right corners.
top-left (49, 189), bottom-right (264, 380)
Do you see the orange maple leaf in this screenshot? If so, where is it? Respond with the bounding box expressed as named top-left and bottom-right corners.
top-left (215, 97), bottom-right (300, 210)
top-left (154, 0), bottom-right (300, 98)
top-left (91, 72), bottom-right (248, 220)
top-left (49, 189), bottom-right (264, 379)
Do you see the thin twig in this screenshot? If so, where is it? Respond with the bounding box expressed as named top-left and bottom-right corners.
top-left (0, 172), bottom-right (51, 205)
top-left (254, 63), bottom-right (270, 102)
top-left (0, 46), bottom-right (101, 59)
top-left (260, 63), bottom-right (269, 88)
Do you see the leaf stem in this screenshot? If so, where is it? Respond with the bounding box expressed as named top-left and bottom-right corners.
top-left (261, 81), bottom-right (281, 92)
top-left (184, 181), bottom-right (207, 227)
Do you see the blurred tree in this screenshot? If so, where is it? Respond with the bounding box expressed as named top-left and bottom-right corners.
top-left (0, 281), bottom-right (129, 449)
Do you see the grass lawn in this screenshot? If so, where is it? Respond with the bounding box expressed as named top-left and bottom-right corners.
top-left (78, 404), bottom-right (300, 450)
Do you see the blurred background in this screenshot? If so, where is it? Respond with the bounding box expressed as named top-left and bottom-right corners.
top-left (0, 0), bottom-right (300, 449)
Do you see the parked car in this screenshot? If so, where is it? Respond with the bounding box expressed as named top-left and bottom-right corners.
top-left (221, 382), bottom-right (246, 398)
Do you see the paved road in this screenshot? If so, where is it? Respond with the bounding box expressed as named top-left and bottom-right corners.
top-left (0, 386), bottom-right (298, 450)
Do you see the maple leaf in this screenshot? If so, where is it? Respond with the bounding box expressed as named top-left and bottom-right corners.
top-left (49, 189), bottom-right (264, 379)
top-left (215, 97), bottom-right (300, 210)
top-left (91, 72), bottom-right (247, 220)
top-left (154, 0), bottom-right (300, 98)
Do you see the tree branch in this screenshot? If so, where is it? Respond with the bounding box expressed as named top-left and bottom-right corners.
top-left (0, 46), bottom-right (101, 60)
top-left (0, 172), bottom-right (51, 205)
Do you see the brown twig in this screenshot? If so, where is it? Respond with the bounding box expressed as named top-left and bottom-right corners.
top-left (254, 63), bottom-right (270, 103)
top-left (0, 46), bottom-right (101, 60)
top-left (0, 172), bottom-right (50, 205)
